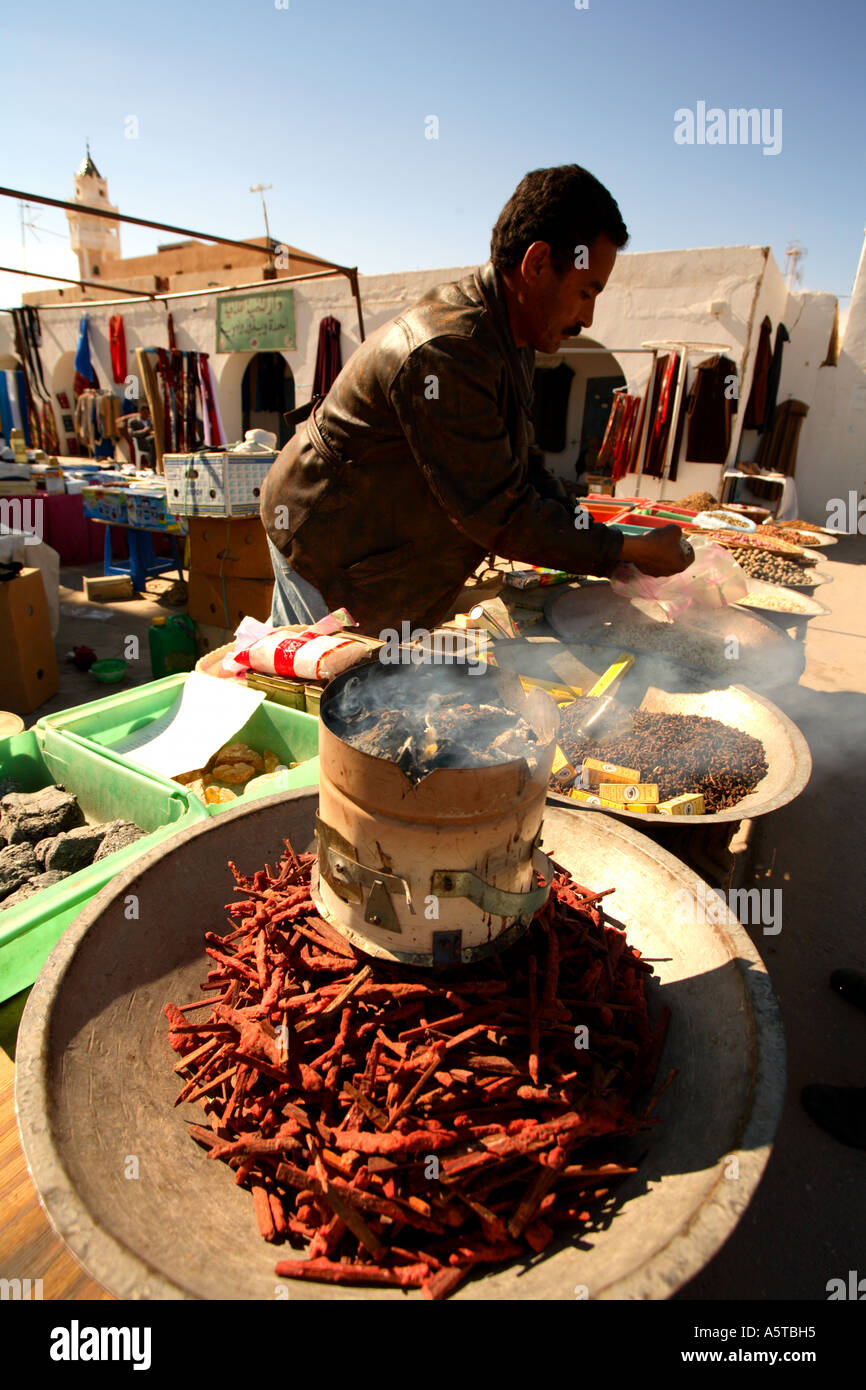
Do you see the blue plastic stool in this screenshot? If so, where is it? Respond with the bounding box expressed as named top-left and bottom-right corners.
top-left (103, 525), bottom-right (184, 593)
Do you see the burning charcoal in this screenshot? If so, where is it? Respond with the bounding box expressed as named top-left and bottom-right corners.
top-left (0, 785), bottom-right (84, 846)
top-left (350, 710), bottom-right (418, 762)
top-left (0, 842), bottom-right (39, 899)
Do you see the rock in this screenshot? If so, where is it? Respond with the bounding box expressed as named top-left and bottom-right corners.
top-left (0, 785), bottom-right (84, 846)
top-left (0, 870), bottom-right (70, 911)
top-left (42, 824), bottom-right (111, 874)
top-left (93, 821), bottom-right (147, 862)
top-left (0, 842), bottom-right (39, 899)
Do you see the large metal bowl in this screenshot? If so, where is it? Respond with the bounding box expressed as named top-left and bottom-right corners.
top-left (15, 791), bottom-right (784, 1301)
top-left (547, 683), bottom-right (812, 826)
top-left (545, 582), bottom-right (806, 690)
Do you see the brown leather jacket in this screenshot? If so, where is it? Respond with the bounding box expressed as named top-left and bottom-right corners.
top-left (260, 261), bottom-right (624, 632)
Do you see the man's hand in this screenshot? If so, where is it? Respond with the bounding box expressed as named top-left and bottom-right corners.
top-left (619, 524), bottom-right (694, 577)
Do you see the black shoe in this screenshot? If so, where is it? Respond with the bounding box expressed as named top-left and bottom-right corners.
top-left (830, 969), bottom-right (866, 1015)
top-left (801, 1084), bottom-right (866, 1150)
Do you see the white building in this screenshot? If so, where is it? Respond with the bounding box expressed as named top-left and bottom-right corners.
top-left (2, 156), bottom-right (864, 526)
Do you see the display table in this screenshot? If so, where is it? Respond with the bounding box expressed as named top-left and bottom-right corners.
top-left (0, 493), bottom-right (103, 565)
top-left (93, 521), bottom-right (185, 593)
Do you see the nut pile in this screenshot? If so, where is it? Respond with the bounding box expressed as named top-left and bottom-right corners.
top-left (731, 549), bottom-right (820, 588)
top-left (166, 844), bottom-right (671, 1299)
top-left (555, 703), bottom-right (768, 812)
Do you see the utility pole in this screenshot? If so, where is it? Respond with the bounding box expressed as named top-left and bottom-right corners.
top-left (250, 183), bottom-right (272, 245)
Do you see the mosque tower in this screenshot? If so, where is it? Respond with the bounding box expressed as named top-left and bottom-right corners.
top-left (65, 145), bottom-right (121, 281)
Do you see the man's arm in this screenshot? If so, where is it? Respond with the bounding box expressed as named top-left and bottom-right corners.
top-left (389, 336), bottom-right (623, 576)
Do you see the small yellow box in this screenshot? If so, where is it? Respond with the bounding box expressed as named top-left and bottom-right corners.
top-left (551, 745), bottom-right (574, 777)
top-left (598, 782), bottom-right (660, 805)
top-left (657, 793), bottom-right (706, 816)
top-left (599, 797), bottom-right (657, 814)
top-left (582, 758), bottom-right (640, 787)
top-left (568, 788), bottom-right (602, 806)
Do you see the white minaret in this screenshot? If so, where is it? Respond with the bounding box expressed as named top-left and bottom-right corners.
top-left (66, 145), bottom-right (121, 281)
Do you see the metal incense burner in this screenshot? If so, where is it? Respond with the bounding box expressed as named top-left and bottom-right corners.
top-left (312, 661), bottom-right (559, 967)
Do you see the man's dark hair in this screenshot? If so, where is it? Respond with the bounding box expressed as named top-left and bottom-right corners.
top-left (490, 165), bottom-right (629, 275)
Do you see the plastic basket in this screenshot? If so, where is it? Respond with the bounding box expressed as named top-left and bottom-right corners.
top-left (0, 727), bottom-right (207, 1002)
top-left (36, 673), bottom-right (320, 818)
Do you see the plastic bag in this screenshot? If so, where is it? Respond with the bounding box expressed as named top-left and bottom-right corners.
top-left (609, 536), bottom-right (748, 622)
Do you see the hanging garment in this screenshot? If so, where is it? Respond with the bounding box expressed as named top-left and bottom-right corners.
top-left (166, 312), bottom-right (178, 352)
top-left (135, 348), bottom-right (165, 468)
top-left (40, 399), bottom-right (60, 454)
top-left (685, 355), bottom-right (738, 463)
top-left (73, 314), bottom-right (100, 396)
top-left (0, 370), bottom-right (27, 439)
top-left (754, 399), bottom-right (808, 477)
top-left (109, 315), bottom-right (128, 384)
top-left (642, 354), bottom-right (681, 478)
top-left (531, 362), bottom-right (574, 453)
top-left (185, 353), bottom-right (198, 451)
top-left (313, 316), bottom-right (343, 397)
top-left (599, 392), bottom-right (642, 481)
top-left (200, 354), bottom-right (226, 446)
top-left (762, 323), bottom-right (790, 435)
top-left (155, 349), bottom-right (178, 452)
top-left (744, 316), bottom-right (772, 430)
top-left (197, 354), bottom-right (224, 447)
top-left (9, 312), bottom-right (42, 447)
top-left (598, 393), bottom-right (627, 473)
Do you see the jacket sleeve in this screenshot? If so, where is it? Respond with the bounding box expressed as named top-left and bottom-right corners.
top-left (389, 336), bottom-right (624, 575)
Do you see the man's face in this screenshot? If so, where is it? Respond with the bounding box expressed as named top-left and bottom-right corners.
top-left (513, 234), bottom-right (619, 354)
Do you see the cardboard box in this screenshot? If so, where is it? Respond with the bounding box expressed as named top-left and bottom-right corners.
top-left (187, 571), bottom-right (273, 626)
top-left (188, 516), bottom-right (273, 580)
top-left (0, 568), bottom-right (59, 713)
top-left (194, 622), bottom-right (234, 658)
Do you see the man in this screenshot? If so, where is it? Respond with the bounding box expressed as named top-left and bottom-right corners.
top-left (261, 164), bottom-right (692, 632)
top-left (120, 400), bottom-right (156, 470)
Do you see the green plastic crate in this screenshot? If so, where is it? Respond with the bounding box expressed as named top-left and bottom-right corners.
top-left (37, 673), bottom-right (321, 817)
top-left (0, 728), bottom-right (207, 1002)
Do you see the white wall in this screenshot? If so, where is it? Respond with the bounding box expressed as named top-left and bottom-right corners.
top-left (2, 243), bottom-right (863, 524)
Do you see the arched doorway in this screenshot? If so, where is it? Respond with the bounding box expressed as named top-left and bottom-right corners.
top-left (533, 337), bottom-right (627, 491)
top-left (241, 352), bottom-right (295, 449)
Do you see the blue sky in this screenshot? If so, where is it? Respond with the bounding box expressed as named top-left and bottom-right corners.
top-left (2, 0), bottom-right (864, 309)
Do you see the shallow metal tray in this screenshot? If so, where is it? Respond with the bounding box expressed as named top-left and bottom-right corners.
top-left (16, 791), bottom-right (784, 1300)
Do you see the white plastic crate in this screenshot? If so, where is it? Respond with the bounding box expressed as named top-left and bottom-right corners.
top-left (163, 452), bottom-right (275, 517)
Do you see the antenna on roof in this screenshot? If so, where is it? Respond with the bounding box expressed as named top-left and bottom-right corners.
top-left (784, 240), bottom-right (806, 290)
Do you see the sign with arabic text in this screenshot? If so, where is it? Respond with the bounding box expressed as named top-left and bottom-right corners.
top-left (216, 290), bottom-right (295, 353)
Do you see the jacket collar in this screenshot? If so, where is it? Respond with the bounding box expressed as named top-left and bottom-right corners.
top-left (474, 260), bottom-right (535, 410)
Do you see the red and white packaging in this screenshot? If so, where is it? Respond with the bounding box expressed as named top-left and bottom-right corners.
top-left (224, 610), bottom-right (366, 681)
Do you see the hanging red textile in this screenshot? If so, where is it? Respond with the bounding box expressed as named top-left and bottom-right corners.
top-left (109, 315), bottom-right (127, 384)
